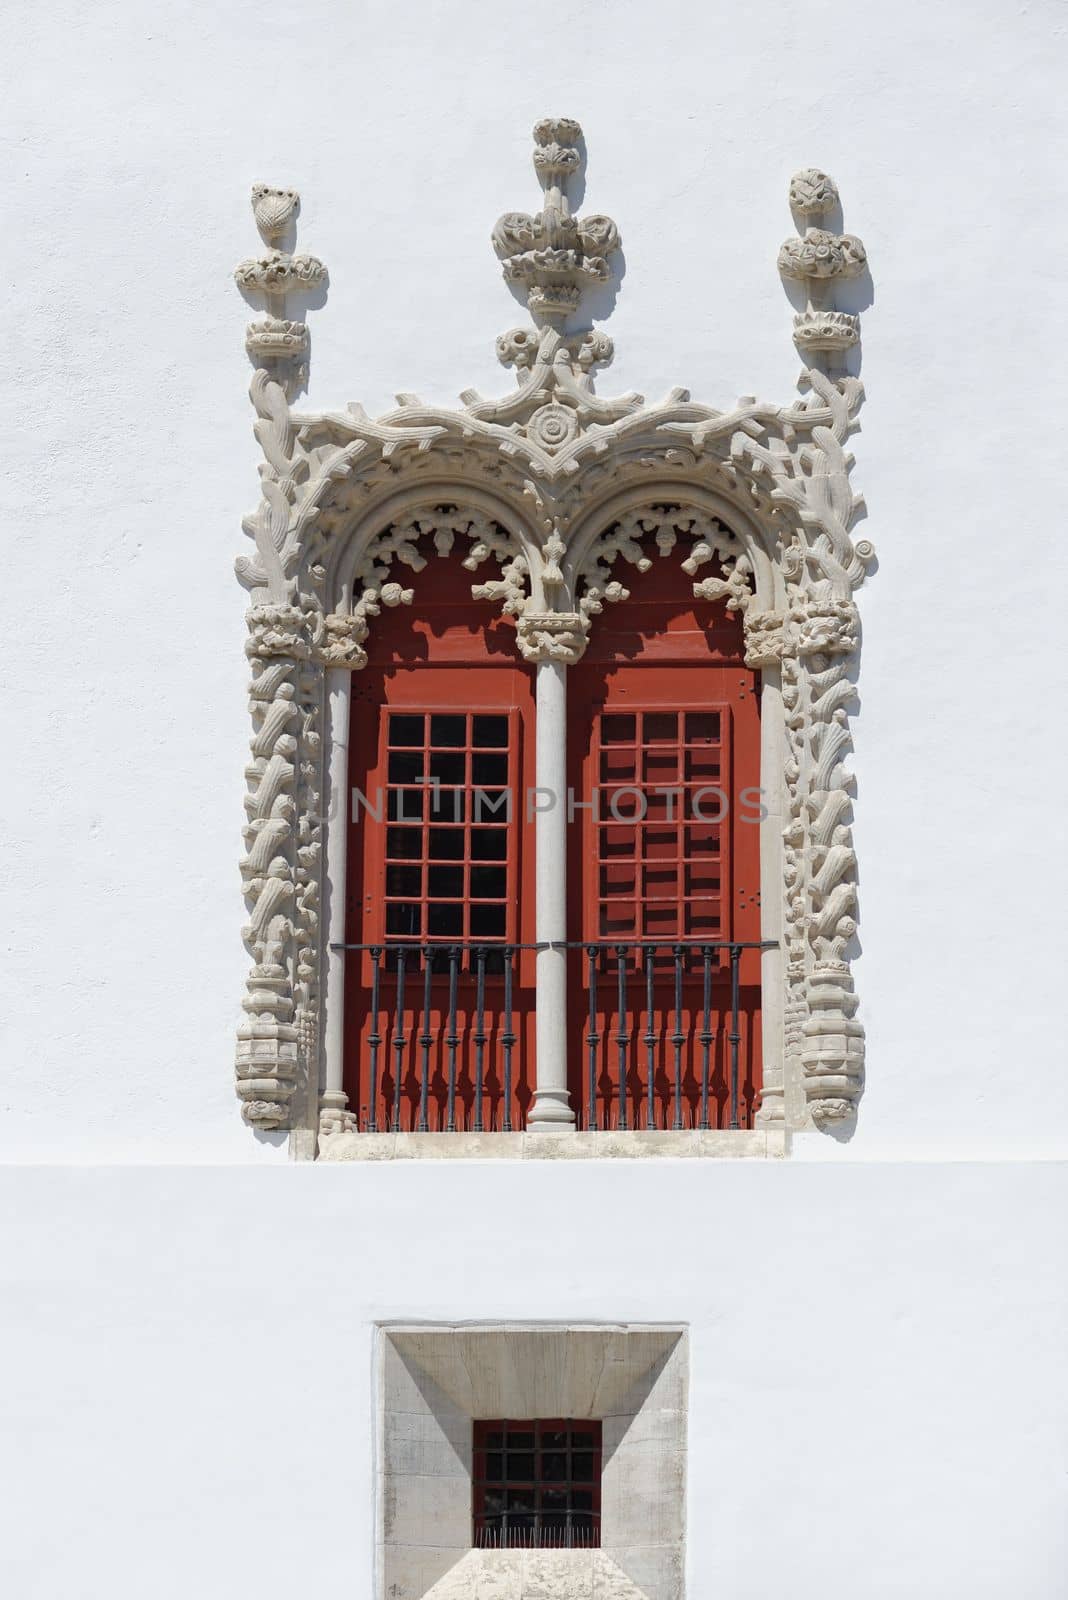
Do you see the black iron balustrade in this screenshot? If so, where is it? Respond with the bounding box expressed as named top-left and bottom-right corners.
top-left (334, 938), bottom-right (773, 1133)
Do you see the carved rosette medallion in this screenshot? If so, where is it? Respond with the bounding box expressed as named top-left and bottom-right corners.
top-left (526, 403), bottom-right (579, 451)
top-left (234, 124), bottom-right (873, 1144)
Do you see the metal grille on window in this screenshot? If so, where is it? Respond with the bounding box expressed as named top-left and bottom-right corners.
top-left (472, 1419), bottom-right (602, 1548)
top-left (596, 708), bottom-right (727, 944)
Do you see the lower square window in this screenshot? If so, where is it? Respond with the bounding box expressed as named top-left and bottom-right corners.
top-left (472, 1418), bottom-right (602, 1548)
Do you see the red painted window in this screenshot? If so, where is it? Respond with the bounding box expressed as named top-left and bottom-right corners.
top-left (472, 1419), bottom-right (602, 1548)
top-left (343, 534), bottom-right (763, 1133)
top-left (344, 553), bottom-right (537, 1131)
top-left (568, 543), bottom-right (763, 1129)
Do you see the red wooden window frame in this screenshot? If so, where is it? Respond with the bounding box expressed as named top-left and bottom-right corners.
top-left (472, 1419), bottom-right (602, 1549)
top-left (367, 706), bottom-right (520, 952)
top-left (343, 551), bottom-right (538, 1131)
top-left (566, 545), bottom-right (764, 1128)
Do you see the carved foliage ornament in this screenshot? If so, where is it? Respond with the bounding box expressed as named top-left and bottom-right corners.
top-left (233, 121), bottom-right (872, 1139)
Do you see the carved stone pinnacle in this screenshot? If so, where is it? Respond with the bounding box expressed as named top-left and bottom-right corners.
top-left (492, 118), bottom-right (621, 325)
top-left (779, 169), bottom-right (865, 359)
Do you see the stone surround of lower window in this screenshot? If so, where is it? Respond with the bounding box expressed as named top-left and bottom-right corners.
top-left (378, 1324), bottom-right (688, 1600)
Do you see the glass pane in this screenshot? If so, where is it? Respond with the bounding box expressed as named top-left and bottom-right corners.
top-left (485, 1453), bottom-right (503, 1482)
top-left (507, 1453), bottom-right (534, 1479)
top-left (429, 750), bottom-right (465, 785)
top-left (428, 864), bottom-right (464, 899)
top-left (387, 750), bottom-right (425, 784)
top-left (388, 714), bottom-right (424, 747)
top-left (601, 714), bottom-right (635, 745)
top-left (470, 903), bottom-right (506, 938)
top-left (472, 790), bottom-right (511, 824)
top-left (385, 864), bottom-right (420, 897)
top-left (386, 903), bottom-right (421, 936)
top-left (388, 789), bottom-right (424, 822)
top-left (471, 829), bottom-right (507, 861)
top-left (571, 1453), bottom-right (594, 1482)
top-left (428, 828), bottom-right (464, 860)
top-left (430, 714), bottom-right (466, 747)
top-left (473, 715), bottom-right (509, 747)
top-left (470, 865), bottom-right (507, 900)
top-left (472, 751), bottom-right (508, 786)
top-left (427, 903), bottom-right (463, 937)
top-left (387, 827), bottom-right (422, 860)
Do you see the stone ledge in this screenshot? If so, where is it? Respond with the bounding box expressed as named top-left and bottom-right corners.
top-left (319, 1128), bottom-right (788, 1161)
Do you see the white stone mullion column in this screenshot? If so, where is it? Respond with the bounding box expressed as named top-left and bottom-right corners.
top-left (319, 666), bottom-right (357, 1137)
top-left (527, 657), bottom-right (576, 1130)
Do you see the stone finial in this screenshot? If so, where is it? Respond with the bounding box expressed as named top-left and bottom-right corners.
top-left (235, 184), bottom-right (326, 299)
top-left (235, 183), bottom-right (326, 378)
top-left (251, 183), bottom-right (299, 243)
top-left (778, 169), bottom-right (865, 357)
top-left (492, 117), bottom-right (621, 324)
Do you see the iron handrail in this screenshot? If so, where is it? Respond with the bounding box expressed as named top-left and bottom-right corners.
top-left (337, 937), bottom-right (776, 1133)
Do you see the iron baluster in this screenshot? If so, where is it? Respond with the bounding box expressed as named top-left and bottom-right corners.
top-left (501, 946), bottom-right (515, 1132)
top-left (367, 945), bottom-right (382, 1132)
top-left (615, 944), bottom-right (629, 1130)
top-left (671, 943), bottom-right (685, 1129)
top-left (418, 946), bottom-right (433, 1132)
top-left (644, 945), bottom-right (656, 1130)
top-left (729, 942), bottom-right (741, 1130)
top-left (586, 945), bottom-right (599, 1130)
top-left (391, 945), bottom-right (407, 1132)
top-left (473, 945), bottom-right (487, 1132)
top-left (445, 945), bottom-right (460, 1132)
top-left (699, 945), bottom-right (714, 1130)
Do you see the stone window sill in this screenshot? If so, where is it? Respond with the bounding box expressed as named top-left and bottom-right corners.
top-left (318, 1128), bottom-right (788, 1161)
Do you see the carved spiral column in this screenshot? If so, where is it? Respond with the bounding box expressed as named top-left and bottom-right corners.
top-left (787, 596), bottom-right (865, 1127)
top-left (237, 614), bottom-right (304, 1127)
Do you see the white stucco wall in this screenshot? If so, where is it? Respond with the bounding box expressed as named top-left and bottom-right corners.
top-left (3, 2), bottom-right (1067, 1595)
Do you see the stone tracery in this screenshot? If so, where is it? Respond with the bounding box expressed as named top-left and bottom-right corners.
top-left (233, 117), bottom-right (872, 1145)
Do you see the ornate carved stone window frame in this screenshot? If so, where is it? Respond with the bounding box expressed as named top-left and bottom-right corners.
top-left (233, 126), bottom-right (872, 1155)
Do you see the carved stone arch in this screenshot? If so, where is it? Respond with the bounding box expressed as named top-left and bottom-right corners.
top-left (312, 483), bottom-right (544, 670)
top-left (563, 480), bottom-right (784, 646)
top-left (233, 117), bottom-right (871, 1149)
